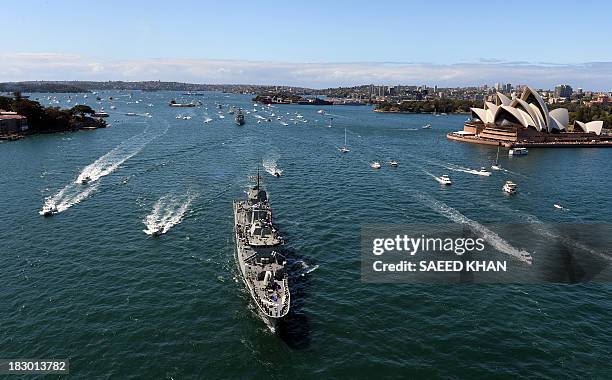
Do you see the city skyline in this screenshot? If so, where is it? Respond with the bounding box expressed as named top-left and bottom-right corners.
top-left (3, 1), bottom-right (612, 89)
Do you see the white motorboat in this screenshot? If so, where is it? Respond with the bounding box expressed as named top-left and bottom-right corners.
top-left (42, 204), bottom-right (58, 216)
top-left (81, 176), bottom-right (91, 185)
top-left (389, 160), bottom-right (398, 167)
top-left (436, 175), bottom-right (452, 185)
top-left (502, 181), bottom-right (517, 194)
top-left (203, 117), bottom-right (213, 124)
top-left (422, 124), bottom-right (432, 129)
top-left (477, 167), bottom-right (491, 176)
top-left (509, 147), bottom-right (528, 156)
top-left (370, 161), bottom-right (381, 169)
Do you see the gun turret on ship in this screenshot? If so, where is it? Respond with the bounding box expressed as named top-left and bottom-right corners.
top-left (233, 168), bottom-right (290, 331)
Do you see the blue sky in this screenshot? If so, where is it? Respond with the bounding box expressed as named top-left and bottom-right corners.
top-left (2, 0), bottom-right (612, 89)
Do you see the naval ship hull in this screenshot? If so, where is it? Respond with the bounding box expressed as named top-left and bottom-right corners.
top-left (232, 201), bottom-right (287, 332)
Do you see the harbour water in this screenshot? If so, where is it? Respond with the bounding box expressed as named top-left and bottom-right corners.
top-left (1, 91), bottom-right (611, 378)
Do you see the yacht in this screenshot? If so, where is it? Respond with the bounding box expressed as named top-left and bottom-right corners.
top-left (338, 128), bottom-right (350, 153)
top-left (477, 167), bottom-right (491, 176)
top-left (389, 160), bottom-right (398, 167)
top-left (491, 146), bottom-right (502, 170)
top-left (503, 181), bottom-right (517, 194)
top-left (370, 161), bottom-right (381, 169)
top-left (422, 124), bottom-right (432, 129)
top-left (436, 175), bottom-right (452, 185)
top-left (509, 147), bottom-right (528, 156)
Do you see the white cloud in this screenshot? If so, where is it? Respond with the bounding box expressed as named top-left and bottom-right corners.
top-left (1, 53), bottom-right (612, 90)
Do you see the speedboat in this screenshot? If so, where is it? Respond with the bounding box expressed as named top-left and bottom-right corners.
top-left (151, 228), bottom-right (163, 237)
top-left (203, 117), bottom-right (213, 124)
top-left (502, 181), bottom-right (517, 194)
top-left (317, 109), bottom-right (325, 114)
top-left (273, 171), bottom-right (282, 177)
top-left (436, 175), bottom-right (452, 185)
top-left (422, 124), bottom-right (432, 129)
top-left (491, 164), bottom-right (502, 171)
top-left (42, 204), bottom-right (58, 216)
top-left (477, 167), bottom-right (491, 176)
top-left (509, 147), bottom-right (528, 156)
top-left (81, 176), bottom-right (91, 185)
top-left (370, 161), bottom-right (381, 169)
top-left (389, 160), bottom-right (398, 167)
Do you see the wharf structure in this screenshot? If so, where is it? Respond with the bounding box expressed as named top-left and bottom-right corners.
top-left (447, 87), bottom-right (612, 148)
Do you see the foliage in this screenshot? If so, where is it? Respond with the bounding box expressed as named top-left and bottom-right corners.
top-left (0, 96), bottom-right (106, 134)
top-left (375, 99), bottom-right (480, 114)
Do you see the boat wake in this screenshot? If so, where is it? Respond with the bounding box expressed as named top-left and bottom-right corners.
top-left (417, 193), bottom-right (533, 264)
top-left (40, 181), bottom-right (100, 215)
top-left (143, 192), bottom-right (197, 236)
top-left (76, 127), bottom-right (166, 184)
top-left (263, 157), bottom-right (283, 177)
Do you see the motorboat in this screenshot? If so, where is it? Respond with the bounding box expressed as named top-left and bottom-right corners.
top-left (151, 228), bottom-right (163, 237)
top-left (477, 167), bottom-right (491, 176)
top-left (273, 170), bottom-right (282, 177)
top-left (509, 147), bottom-right (528, 156)
top-left (502, 181), bottom-right (517, 194)
top-left (81, 176), bottom-right (91, 185)
top-left (42, 204), bottom-right (58, 216)
top-left (436, 175), bottom-right (452, 185)
top-left (370, 161), bottom-right (382, 169)
top-left (317, 109), bottom-right (325, 114)
top-left (422, 124), bottom-right (432, 129)
top-left (389, 160), bottom-right (398, 167)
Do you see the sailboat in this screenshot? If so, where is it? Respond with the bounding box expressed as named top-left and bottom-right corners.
top-left (491, 146), bottom-right (502, 170)
top-left (339, 128), bottom-right (350, 153)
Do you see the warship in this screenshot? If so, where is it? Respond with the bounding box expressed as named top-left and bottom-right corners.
top-left (233, 169), bottom-right (290, 331)
top-left (235, 109), bottom-right (245, 126)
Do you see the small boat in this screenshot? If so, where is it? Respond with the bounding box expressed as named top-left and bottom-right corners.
top-left (151, 228), bottom-right (163, 237)
top-left (273, 171), bottom-right (282, 177)
top-left (509, 147), bottom-right (528, 156)
top-left (435, 175), bottom-right (452, 185)
top-left (338, 128), bottom-right (350, 153)
top-left (476, 167), bottom-right (491, 176)
top-left (502, 181), bottom-right (517, 194)
top-left (389, 160), bottom-right (398, 167)
top-left (126, 112), bottom-right (137, 116)
top-left (182, 116), bottom-right (192, 120)
top-left (42, 204), bottom-right (58, 216)
top-left (370, 161), bottom-right (381, 169)
top-left (93, 111), bottom-right (109, 118)
top-left (81, 176), bottom-right (91, 185)
top-left (491, 146), bottom-right (502, 170)
top-left (554, 204), bottom-right (568, 211)
top-left (203, 117), bottom-right (213, 124)
top-left (317, 110), bottom-right (325, 114)
top-left (422, 124), bottom-right (432, 129)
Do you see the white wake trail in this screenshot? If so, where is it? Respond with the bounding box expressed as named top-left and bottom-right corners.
top-left (40, 182), bottom-right (100, 215)
top-left (417, 193), bottom-right (533, 264)
top-left (143, 192), bottom-right (197, 235)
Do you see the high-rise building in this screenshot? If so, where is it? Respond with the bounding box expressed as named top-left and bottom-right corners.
top-left (554, 84), bottom-right (573, 98)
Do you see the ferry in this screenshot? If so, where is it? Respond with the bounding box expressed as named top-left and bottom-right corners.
top-left (509, 147), bottom-right (528, 156)
top-left (502, 181), bottom-right (517, 194)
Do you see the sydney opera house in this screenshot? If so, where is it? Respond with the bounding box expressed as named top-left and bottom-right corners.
top-left (448, 86), bottom-right (610, 147)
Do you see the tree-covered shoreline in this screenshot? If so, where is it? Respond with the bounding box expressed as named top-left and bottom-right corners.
top-left (374, 99), bottom-right (479, 114)
top-left (0, 93), bottom-right (106, 135)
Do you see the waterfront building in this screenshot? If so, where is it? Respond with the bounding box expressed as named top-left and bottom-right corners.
top-left (448, 86), bottom-right (607, 147)
top-left (0, 111), bottom-right (28, 135)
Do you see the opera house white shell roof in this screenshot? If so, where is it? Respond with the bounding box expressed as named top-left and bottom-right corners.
top-left (470, 86), bottom-right (603, 135)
